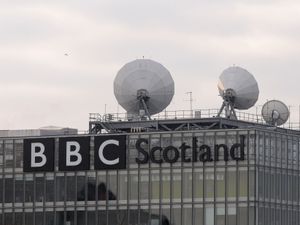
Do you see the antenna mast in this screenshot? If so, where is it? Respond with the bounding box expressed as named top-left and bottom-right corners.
top-left (185, 92), bottom-right (193, 117)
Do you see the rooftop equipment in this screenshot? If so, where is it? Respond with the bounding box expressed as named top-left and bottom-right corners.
top-left (113, 59), bottom-right (174, 120)
top-left (261, 100), bottom-right (290, 126)
top-left (217, 66), bottom-right (259, 119)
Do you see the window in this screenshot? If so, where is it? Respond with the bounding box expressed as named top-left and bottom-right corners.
top-left (182, 169), bottom-right (192, 202)
top-left (216, 169), bottom-right (225, 199)
top-left (5, 176), bottom-right (13, 203)
top-left (227, 168), bottom-right (236, 199)
top-left (194, 168), bottom-right (203, 201)
top-left (204, 169), bottom-right (214, 200)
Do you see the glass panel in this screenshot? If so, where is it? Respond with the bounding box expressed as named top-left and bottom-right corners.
top-left (107, 171), bottom-right (117, 202)
top-left (0, 141), bottom-right (3, 170)
top-left (249, 206), bottom-right (255, 225)
top-left (25, 212), bottom-right (33, 225)
top-left (87, 176), bottom-right (96, 201)
top-left (183, 169), bottom-right (192, 202)
top-left (35, 212), bottom-right (44, 225)
top-left (172, 169), bottom-right (181, 202)
top-left (162, 169), bottom-right (171, 201)
top-left (129, 171), bottom-right (138, 202)
top-left (45, 174), bottom-right (54, 203)
top-left (182, 206), bottom-right (192, 225)
top-left (4, 140), bottom-right (13, 168)
top-left (97, 210), bottom-right (107, 225)
top-left (249, 169), bottom-right (255, 199)
top-left (205, 206), bottom-right (214, 225)
top-left (216, 205), bottom-right (225, 225)
top-left (227, 204), bottom-right (236, 225)
top-left (77, 175), bottom-right (86, 201)
top-left (15, 212), bottom-right (23, 225)
top-left (87, 211), bottom-right (96, 225)
top-left (151, 170), bottom-right (160, 202)
top-left (56, 175), bottom-right (65, 202)
top-left (15, 175), bottom-right (24, 203)
top-left (161, 207), bottom-right (171, 225)
top-left (15, 140), bottom-right (23, 169)
top-left (36, 176), bottom-right (44, 202)
top-left (205, 169), bottom-right (214, 200)
top-left (129, 206), bottom-right (138, 224)
top-left (25, 175), bottom-right (34, 202)
top-left (66, 175), bottom-right (76, 201)
top-left (45, 211), bottom-right (55, 225)
top-left (172, 207), bottom-right (181, 225)
top-left (5, 177), bottom-right (13, 203)
top-left (238, 206), bottom-right (247, 225)
top-left (66, 211), bottom-right (75, 225)
top-left (194, 168), bottom-right (203, 201)
top-left (238, 169), bottom-right (247, 198)
top-left (216, 170), bottom-right (225, 199)
top-left (4, 213), bottom-right (12, 225)
top-left (0, 178), bottom-right (3, 203)
top-left (194, 205), bottom-right (203, 225)
top-left (140, 170), bottom-right (149, 202)
top-left (118, 172), bottom-right (127, 202)
top-left (227, 168), bottom-right (236, 199)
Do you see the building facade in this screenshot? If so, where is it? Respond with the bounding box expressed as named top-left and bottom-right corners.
top-left (0, 127), bottom-right (299, 225)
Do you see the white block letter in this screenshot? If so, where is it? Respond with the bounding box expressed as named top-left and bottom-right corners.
top-left (66, 141), bottom-right (82, 166)
top-left (99, 140), bottom-right (119, 165)
top-left (31, 143), bottom-right (47, 167)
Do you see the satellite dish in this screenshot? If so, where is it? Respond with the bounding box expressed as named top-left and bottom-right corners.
top-left (262, 100), bottom-right (290, 126)
top-left (114, 59), bottom-right (174, 119)
top-left (217, 66), bottom-right (259, 119)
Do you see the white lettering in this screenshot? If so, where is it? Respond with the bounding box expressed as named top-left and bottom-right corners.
top-left (31, 143), bottom-right (47, 167)
top-left (99, 140), bottom-right (119, 165)
top-left (66, 141), bottom-right (82, 166)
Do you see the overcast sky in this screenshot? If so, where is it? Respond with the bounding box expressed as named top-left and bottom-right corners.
top-left (1, 0), bottom-right (300, 131)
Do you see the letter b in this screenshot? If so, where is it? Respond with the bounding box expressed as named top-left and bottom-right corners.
top-left (23, 138), bottom-right (55, 172)
top-left (59, 137), bottom-right (90, 171)
top-left (31, 143), bottom-right (47, 167)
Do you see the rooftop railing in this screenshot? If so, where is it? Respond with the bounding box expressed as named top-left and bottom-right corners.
top-left (89, 108), bottom-right (300, 131)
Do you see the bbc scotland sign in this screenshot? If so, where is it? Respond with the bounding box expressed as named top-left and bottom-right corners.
top-left (23, 135), bottom-right (126, 172)
top-left (23, 135), bottom-right (245, 172)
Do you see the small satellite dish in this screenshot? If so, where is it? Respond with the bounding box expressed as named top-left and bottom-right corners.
top-left (262, 100), bottom-right (290, 126)
top-left (217, 66), bottom-right (259, 119)
top-left (114, 59), bottom-right (174, 119)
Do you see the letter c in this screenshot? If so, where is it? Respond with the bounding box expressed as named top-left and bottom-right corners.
top-left (99, 139), bottom-right (120, 165)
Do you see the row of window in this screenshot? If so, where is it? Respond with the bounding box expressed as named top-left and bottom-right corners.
top-left (257, 131), bottom-right (300, 168)
top-left (258, 167), bottom-right (300, 203)
top-left (0, 167), bottom-right (253, 204)
top-left (0, 204), bottom-right (255, 225)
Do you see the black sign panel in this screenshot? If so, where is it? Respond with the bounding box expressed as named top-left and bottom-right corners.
top-left (94, 135), bottom-right (126, 170)
top-left (59, 136), bottom-right (90, 171)
top-left (23, 138), bottom-right (55, 172)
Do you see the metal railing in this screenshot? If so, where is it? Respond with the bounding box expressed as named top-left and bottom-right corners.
top-left (89, 109), bottom-right (300, 131)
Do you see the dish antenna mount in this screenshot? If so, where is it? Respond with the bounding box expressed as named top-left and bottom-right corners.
top-left (261, 100), bottom-right (290, 126)
top-left (217, 66), bottom-right (259, 119)
top-left (114, 59), bottom-right (174, 120)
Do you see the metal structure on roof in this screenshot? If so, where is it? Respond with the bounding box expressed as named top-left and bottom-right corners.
top-left (89, 61), bottom-right (298, 135)
top-left (217, 66), bottom-right (259, 119)
top-left (262, 100), bottom-right (290, 126)
top-left (114, 59), bottom-right (174, 120)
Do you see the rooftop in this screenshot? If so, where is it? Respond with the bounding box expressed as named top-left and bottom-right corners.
top-left (89, 108), bottom-right (300, 135)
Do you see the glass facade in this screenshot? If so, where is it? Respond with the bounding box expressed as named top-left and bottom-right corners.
top-left (0, 129), bottom-right (298, 224)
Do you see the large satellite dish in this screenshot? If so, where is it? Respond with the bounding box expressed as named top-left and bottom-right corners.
top-left (217, 66), bottom-right (259, 119)
top-left (114, 59), bottom-right (174, 119)
top-left (262, 100), bottom-right (289, 126)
